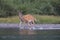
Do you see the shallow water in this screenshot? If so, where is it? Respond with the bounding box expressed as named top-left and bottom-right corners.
top-left (0, 28), bottom-right (60, 40)
top-left (0, 24), bottom-right (60, 40)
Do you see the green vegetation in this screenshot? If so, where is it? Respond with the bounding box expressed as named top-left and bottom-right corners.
top-left (0, 0), bottom-right (60, 23)
top-left (0, 0), bottom-right (60, 17)
top-left (0, 16), bottom-right (19, 23)
top-left (0, 15), bottom-right (60, 24)
top-left (34, 15), bottom-right (60, 24)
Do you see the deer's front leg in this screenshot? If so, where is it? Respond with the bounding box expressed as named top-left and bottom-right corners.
top-left (19, 20), bottom-right (23, 29)
top-left (19, 21), bottom-right (22, 26)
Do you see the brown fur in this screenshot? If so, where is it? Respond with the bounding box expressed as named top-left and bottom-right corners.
top-left (18, 11), bottom-right (36, 29)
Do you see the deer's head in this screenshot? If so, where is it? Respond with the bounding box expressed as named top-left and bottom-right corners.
top-left (17, 10), bottom-right (23, 17)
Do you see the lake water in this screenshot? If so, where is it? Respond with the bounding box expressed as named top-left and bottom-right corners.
top-left (0, 28), bottom-right (60, 40)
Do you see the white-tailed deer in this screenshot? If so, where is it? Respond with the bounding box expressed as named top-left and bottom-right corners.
top-left (18, 10), bottom-right (36, 30)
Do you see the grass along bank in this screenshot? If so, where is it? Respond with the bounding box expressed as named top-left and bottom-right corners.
top-left (0, 15), bottom-right (60, 24)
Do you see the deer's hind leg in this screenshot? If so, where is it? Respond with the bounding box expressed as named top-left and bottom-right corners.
top-left (27, 21), bottom-right (35, 30)
top-left (27, 21), bottom-right (32, 30)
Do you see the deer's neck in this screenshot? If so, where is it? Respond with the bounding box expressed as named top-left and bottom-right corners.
top-left (19, 13), bottom-right (23, 16)
top-left (19, 12), bottom-right (23, 20)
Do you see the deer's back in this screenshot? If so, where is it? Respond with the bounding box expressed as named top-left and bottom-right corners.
top-left (22, 14), bottom-right (35, 22)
